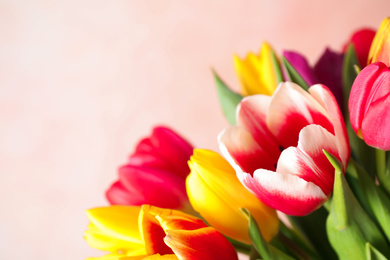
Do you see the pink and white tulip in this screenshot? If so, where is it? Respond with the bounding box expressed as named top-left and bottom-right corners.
top-left (218, 82), bottom-right (350, 216)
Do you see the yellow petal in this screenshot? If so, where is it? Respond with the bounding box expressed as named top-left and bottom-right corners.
top-left (186, 149), bottom-right (279, 243)
top-left (368, 17), bottom-right (390, 66)
top-left (85, 206), bottom-right (145, 255)
top-left (234, 42), bottom-right (279, 96)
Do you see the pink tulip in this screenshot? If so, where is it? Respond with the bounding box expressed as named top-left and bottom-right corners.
top-left (106, 126), bottom-right (194, 211)
top-left (219, 82), bottom-right (350, 216)
top-left (349, 62), bottom-right (390, 150)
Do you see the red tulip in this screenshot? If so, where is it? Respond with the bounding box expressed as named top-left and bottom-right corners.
top-left (106, 126), bottom-right (194, 212)
top-left (219, 82), bottom-right (350, 216)
top-left (349, 62), bottom-right (390, 150)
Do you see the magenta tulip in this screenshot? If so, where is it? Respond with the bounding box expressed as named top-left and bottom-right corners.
top-left (219, 82), bottom-right (350, 216)
top-left (106, 126), bottom-right (194, 211)
top-left (349, 62), bottom-right (390, 150)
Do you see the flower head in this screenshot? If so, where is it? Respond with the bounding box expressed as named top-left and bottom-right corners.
top-left (106, 126), bottom-right (194, 212)
top-left (219, 82), bottom-right (350, 216)
top-left (234, 42), bottom-right (280, 96)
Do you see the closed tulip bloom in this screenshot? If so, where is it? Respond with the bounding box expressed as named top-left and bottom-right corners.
top-left (368, 17), bottom-right (390, 66)
top-left (349, 62), bottom-right (390, 150)
top-left (106, 126), bottom-right (194, 212)
top-left (186, 149), bottom-right (279, 244)
top-left (234, 42), bottom-right (280, 96)
top-left (85, 205), bottom-right (238, 260)
top-left (219, 82), bottom-right (350, 216)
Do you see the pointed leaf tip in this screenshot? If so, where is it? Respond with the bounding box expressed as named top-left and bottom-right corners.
top-left (213, 70), bottom-right (243, 125)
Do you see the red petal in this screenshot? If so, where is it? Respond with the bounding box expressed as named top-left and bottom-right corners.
top-left (238, 170), bottom-right (327, 216)
top-left (362, 92), bottom-right (390, 150)
top-left (349, 63), bottom-right (386, 134)
top-left (112, 166), bottom-right (187, 209)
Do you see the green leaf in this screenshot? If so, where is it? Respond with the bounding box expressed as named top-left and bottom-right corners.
top-left (326, 169), bottom-right (390, 260)
top-left (241, 208), bottom-right (296, 260)
top-left (351, 158), bottom-right (390, 242)
top-left (288, 207), bottom-right (337, 260)
top-left (270, 49), bottom-right (284, 84)
top-left (282, 56), bottom-right (309, 91)
top-left (213, 70), bottom-right (243, 125)
top-left (342, 43), bottom-right (360, 116)
top-left (366, 243), bottom-right (389, 260)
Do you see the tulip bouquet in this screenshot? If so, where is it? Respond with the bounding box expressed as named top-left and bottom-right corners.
top-left (84, 17), bottom-right (390, 260)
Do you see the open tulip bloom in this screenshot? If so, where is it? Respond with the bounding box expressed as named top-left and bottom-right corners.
top-left (86, 17), bottom-right (390, 260)
top-left (219, 82), bottom-right (350, 216)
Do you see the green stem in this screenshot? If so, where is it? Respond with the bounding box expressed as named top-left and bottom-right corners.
top-left (376, 149), bottom-right (390, 196)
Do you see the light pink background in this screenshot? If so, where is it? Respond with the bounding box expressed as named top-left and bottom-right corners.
top-left (0, 1), bottom-right (389, 259)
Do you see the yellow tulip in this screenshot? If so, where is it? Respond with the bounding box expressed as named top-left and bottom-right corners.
top-left (368, 17), bottom-right (390, 66)
top-left (234, 42), bottom-right (280, 96)
top-left (186, 149), bottom-right (279, 244)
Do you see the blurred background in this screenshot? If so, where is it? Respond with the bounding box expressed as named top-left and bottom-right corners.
top-left (0, 0), bottom-right (389, 259)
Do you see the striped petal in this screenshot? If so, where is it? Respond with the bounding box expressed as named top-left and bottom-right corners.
top-left (309, 84), bottom-right (350, 168)
top-left (238, 170), bottom-right (327, 216)
top-left (218, 126), bottom-right (276, 174)
top-left (277, 125), bottom-right (339, 195)
top-left (236, 95), bottom-right (281, 163)
top-left (267, 82), bottom-right (334, 148)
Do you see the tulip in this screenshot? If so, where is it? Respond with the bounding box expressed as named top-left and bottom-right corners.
top-left (343, 28), bottom-right (376, 67)
top-left (85, 205), bottom-right (238, 260)
top-left (186, 149), bottom-right (279, 244)
top-left (218, 82), bottom-right (350, 216)
top-left (234, 42), bottom-right (281, 96)
top-left (106, 126), bottom-right (194, 212)
top-left (349, 62), bottom-right (390, 150)
top-left (368, 17), bottom-right (390, 66)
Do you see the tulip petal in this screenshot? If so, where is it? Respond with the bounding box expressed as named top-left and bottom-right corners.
top-left (106, 181), bottom-right (137, 205)
top-left (234, 42), bottom-right (278, 96)
top-left (164, 227), bottom-right (238, 260)
top-left (361, 92), bottom-right (390, 150)
top-left (218, 126), bottom-right (276, 174)
top-left (368, 17), bottom-right (390, 66)
top-left (267, 82), bottom-right (334, 148)
top-left (309, 84), bottom-right (350, 168)
top-left (139, 205), bottom-right (206, 256)
top-left (238, 170), bottom-right (327, 216)
top-left (85, 206), bottom-right (144, 254)
top-left (130, 126), bottom-right (193, 179)
top-left (237, 95), bottom-right (281, 162)
top-left (313, 48), bottom-right (344, 112)
top-left (187, 149), bottom-right (279, 243)
top-left (115, 166), bottom-right (187, 209)
top-left (344, 28), bottom-right (376, 67)
top-left (277, 125), bottom-right (339, 195)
